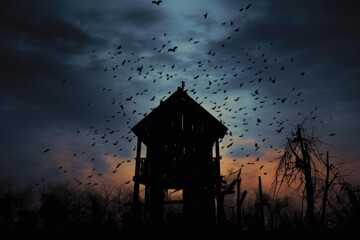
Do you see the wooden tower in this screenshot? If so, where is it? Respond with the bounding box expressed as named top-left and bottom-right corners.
top-left (131, 83), bottom-right (228, 227)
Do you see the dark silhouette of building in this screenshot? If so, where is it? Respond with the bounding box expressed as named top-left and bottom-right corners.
top-left (130, 83), bottom-right (228, 228)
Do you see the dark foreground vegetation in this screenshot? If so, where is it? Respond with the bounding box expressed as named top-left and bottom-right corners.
top-left (1, 179), bottom-right (359, 240)
top-left (2, 123), bottom-right (359, 239)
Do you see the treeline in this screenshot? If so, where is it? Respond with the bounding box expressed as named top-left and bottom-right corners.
top-left (1, 179), bottom-right (359, 239)
top-left (0, 181), bottom-right (133, 239)
top-left (222, 182), bottom-right (360, 232)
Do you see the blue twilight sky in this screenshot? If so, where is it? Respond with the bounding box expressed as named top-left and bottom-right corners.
top-left (1, 0), bottom-right (359, 193)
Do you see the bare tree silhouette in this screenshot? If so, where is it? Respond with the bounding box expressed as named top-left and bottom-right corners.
top-left (272, 119), bottom-right (347, 230)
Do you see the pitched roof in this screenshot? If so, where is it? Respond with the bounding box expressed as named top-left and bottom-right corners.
top-left (131, 86), bottom-right (227, 144)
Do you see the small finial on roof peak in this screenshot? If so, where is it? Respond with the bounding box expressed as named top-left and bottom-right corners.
top-left (181, 81), bottom-right (185, 91)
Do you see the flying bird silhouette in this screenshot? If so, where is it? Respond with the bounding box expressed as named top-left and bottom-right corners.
top-left (168, 46), bottom-right (178, 52)
top-left (136, 66), bottom-right (143, 75)
top-left (152, 0), bottom-right (162, 5)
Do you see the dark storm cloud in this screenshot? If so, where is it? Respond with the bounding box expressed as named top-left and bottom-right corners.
top-left (0, 0), bottom-right (102, 53)
top-left (216, 0), bottom-right (360, 63)
top-left (206, 0), bottom-right (360, 108)
top-left (0, 0), bottom-right (133, 183)
top-left (0, 0), bottom-right (166, 117)
top-left (110, 6), bottom-right (166, 28)
top-left (0, 0), bottom-right (105, 94)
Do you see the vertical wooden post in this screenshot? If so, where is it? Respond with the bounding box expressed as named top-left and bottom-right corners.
top-left (144, 147), bottom-right (150, 223)
top-left (258, 176), bottom-right (265, 230)
top-left (236, 169), bottom-right (241, 226)
top-left (215, 139), bottom-right (224, 225)
top-left (133, 137), bottom-right (142, 223)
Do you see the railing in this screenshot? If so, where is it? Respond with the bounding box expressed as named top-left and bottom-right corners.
top-left (135, 157), bottom-right (223, 184)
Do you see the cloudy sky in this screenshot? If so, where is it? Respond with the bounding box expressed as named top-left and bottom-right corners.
top-left (1, 0), bottom-right (359, 194)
